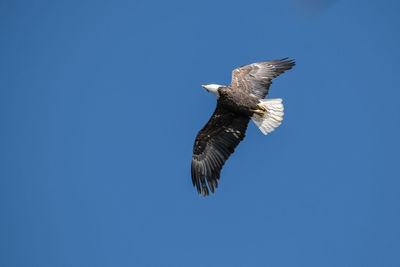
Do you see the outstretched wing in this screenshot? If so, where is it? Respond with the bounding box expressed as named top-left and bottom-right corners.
top-left (230, 58), bottom-right (295, 99)
top-left (191, 104), bottom-right (250, 196)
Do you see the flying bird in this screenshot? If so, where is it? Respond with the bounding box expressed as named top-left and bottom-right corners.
top-left (191, 58), bottom-right (295, 196)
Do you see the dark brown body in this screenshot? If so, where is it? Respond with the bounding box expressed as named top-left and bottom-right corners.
top-left (218, 86), bottom-right (259, 117)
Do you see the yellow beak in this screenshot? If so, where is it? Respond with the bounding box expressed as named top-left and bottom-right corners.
top-left (201, 85), bottom-right (206, 89)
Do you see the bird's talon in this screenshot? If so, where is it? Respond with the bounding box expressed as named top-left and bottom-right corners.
top-left (253, 109), bottom-right (264, 115)
top-left (257, 104), bottom-right (266, 111)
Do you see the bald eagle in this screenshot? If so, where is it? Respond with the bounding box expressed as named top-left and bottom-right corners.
top-left (191, 58), bottom-right (295, 196)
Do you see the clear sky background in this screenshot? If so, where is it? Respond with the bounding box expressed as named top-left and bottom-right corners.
top-left (1, 0), bottom-right (400, 266)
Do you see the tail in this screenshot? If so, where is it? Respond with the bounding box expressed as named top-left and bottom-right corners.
top-left (252, 99), bottom-right (284, 135)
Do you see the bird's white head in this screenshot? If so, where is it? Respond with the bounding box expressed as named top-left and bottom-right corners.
top-left (201, 84), bottom-right (222, 99)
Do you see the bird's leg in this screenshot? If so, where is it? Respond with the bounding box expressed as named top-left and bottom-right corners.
top-left (252, 109), bottom-right (264, 116)
top-left (257, 104), bottom-right (267, 111)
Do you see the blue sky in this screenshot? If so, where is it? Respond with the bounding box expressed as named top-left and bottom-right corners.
top-left (1, 0), bottom-right (400, 266)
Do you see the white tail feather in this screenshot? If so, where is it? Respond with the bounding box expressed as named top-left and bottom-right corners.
top-left (252, 98), bottom-right (284, 135)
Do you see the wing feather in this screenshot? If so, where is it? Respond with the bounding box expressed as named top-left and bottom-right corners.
top-left (191, 104), bottom-right (250, 196)
top-left (230, 58), bottom-right (295, 98)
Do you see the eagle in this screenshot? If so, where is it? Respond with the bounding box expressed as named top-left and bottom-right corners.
top-left (191, 58), bottom-right (295, 196)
